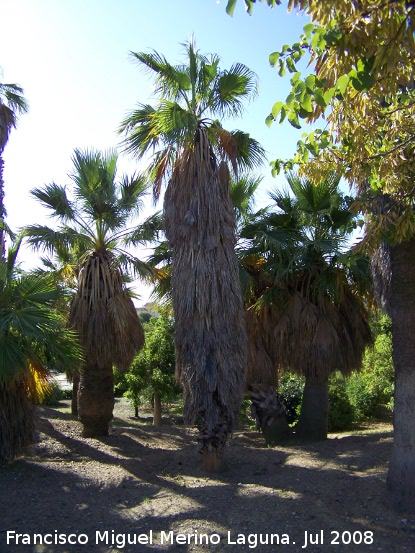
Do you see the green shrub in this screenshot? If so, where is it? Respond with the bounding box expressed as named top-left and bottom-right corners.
top-left (347, 327), bottom-right (394, 420)
top-left (40, 381), bottom-right (65, 405)
top-left (328, 374), bottom-right (355, 431)
top-left (277, 373), bottom-right (305, 425)
top-left (239, 397), bottom-right (256, 428)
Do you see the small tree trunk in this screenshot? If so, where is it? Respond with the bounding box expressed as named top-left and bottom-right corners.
top-left (153, 392), bottom-right (162, 426)
top-left (296, 374), bottom-right (329, 441)
top-left (71, 373), bottom-right (80, 416)
top-left (134, 405), bottom-right (139, 418)
top-left (78, 365), bottom-right (114, 437)
top-left (386, 239), bottom-right (415, 512)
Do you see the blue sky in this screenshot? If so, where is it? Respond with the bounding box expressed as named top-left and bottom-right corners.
top-left (1, 0), bottom-right (309, 302)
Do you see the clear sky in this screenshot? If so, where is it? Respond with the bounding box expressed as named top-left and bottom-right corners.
top-left (1, 0), bottom-right (309, 303)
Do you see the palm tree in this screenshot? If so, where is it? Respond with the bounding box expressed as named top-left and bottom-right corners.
top-left (0, 70), bottom-right (28, 259)
top-left (119, 38), bottom-right (264, 469)
top-left (0, 234), bottom-right (81, 462)
top-left (25, 149), bottom-right (156, 437)
top-left (243, 172), bottom-right (373, 440)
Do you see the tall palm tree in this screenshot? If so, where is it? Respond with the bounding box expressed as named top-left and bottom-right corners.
top-left (243, 172), bottom-right (373, 440)
top-left (0, 70), bottom-right (28, 259)
top-left (119, 38), bottom-right (264, 469)
top-left (25, 149), bottom-right (156, 437)
top-left (0, 234), bottom-right (82, 462)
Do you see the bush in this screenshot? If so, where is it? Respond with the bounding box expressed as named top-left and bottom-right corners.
top-left (40, 381), bottom-right (65, 405)
top-left (277, 373), bottom-right (305, 425)
top-left (346, 324), bottom-right (394, 420)
top-left (328, 374), bottom-right (355, 431)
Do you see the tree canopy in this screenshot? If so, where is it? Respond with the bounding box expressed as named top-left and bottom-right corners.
top-left (227, 0), bottom-right (415, 244)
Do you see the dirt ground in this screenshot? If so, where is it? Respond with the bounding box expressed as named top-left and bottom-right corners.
top-left (1, 398), bottom-right (414, 553)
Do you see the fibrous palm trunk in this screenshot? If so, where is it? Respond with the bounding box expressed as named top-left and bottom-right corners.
top-left (296, 374), bottom-right (329, 441)
top-left (71, 252), bottom-right (144, 437)
top-left (386, 238), bottom-right (415, 512)
top-left (0, 155), bottom-right (6, 261)
top-left (77, 364), bottom-right (114, 437)
top-left (0, 381), bottom-right (35, 462)
top-left (164, 129), bottom-right (247, 470)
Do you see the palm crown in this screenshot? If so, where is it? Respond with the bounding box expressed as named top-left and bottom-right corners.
top-left (0, 73), bottom-right (28, 154)
top-left (119, 38), bottom-right (264, 198)
top-left (26, 149), bottom-right (158, 280)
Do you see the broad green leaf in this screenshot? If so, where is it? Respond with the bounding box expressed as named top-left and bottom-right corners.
top-left (226, 0), bottom-right (237, 16)
top-left (303, 22), bottom-right (315, 37)
top-left (300, 94), bottom-right (313, 113)
top-left (272, 101), bottom-right (284, 118)
top-left (288, 109), bottom-right (301, 129)
top-left (285, 93), bottom-right (295, 107)
top-left (305, 74), bottom-right (316, 92)
top-left (286, 57), bottom-right (297, 73)
top-left (336, 75), bottom-right (349, 95)
top-left (323, 87), bottom-right (335, 104)
top-left (311, 30), bottom-right (322, 50)
top-left (278, 60), bottom-right (286, 77)
top-left (269, 52), bottom-right (280, 67)
top-left (290, 71), bottom-right (301, 85)
top-left (265, 114), bottom-right (274, 128)
top-left (314, 89), bottom-right (327, 107)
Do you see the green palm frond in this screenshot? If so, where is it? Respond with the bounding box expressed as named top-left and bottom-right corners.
top-left (117, 172), bottom-right (148, 217)
top-left (30, 183), bottom-right (75, 220)
top-left (124, 211), bottom-right (163, 245)
top-left (119, 104), bottom-right (160, 157)
top-left (131, 51), bottom-right (191, 104)
top-left (214, 63), bottom-right (258, 118)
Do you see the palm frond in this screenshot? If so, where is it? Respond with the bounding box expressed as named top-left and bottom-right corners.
top-left (30, 183), bottom-right (75, 220)
top-left (213, 63), bottom-right (258, 118)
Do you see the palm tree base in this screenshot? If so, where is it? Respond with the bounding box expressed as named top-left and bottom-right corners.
top-left (81, 422), bottom-right (110, 438)
top-left (261, 418), bottom-right (292, 446)
top-left (0, 382), bottom-right (35, 462)
top-left (296, 375), bottom-right (329, 441)
top-left (77, 365), bottom-right (114, 438)
top-left (202, 451), bottom-right (223, 473)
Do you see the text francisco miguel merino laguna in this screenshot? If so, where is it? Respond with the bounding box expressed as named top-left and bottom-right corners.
top-left (6, 529), bottom-right (357, 549)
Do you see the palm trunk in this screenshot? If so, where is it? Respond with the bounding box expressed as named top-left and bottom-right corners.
top-left (153, 392), bottom-right (162, 426)
top-left (0, 155), bottom-right (6, 262)
top-left (296, 374), bottom-right (329, 440)
top-left (71, 373), bottom-right (80, 416)
top-left (386, 238), bottom-right (415, 512)
top-left (0, 381), bottom-right (35, 462)
top-left (77, 364), bottom-right (114, 437)
top-left (164, 132), bottom-right (247, 469)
